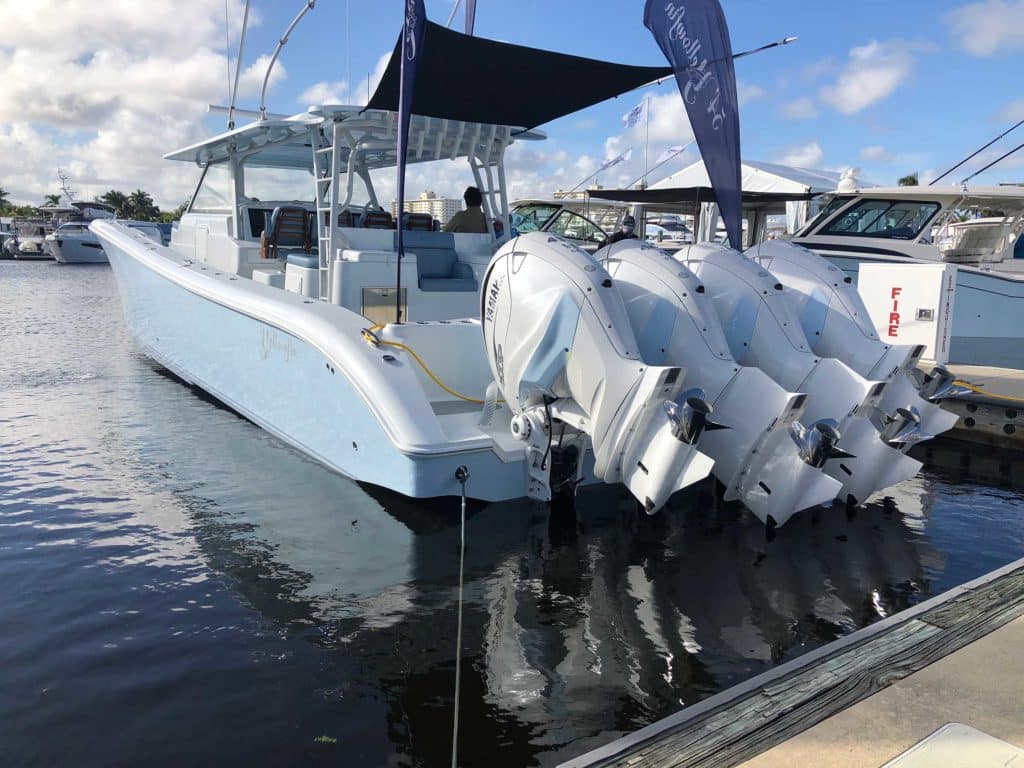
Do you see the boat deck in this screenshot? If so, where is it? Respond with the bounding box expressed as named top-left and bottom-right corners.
top-left (558, 557), bottom-right (1024, 768)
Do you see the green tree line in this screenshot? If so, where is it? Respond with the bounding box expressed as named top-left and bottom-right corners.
top-left (0, 185), bottom-right (187, 223)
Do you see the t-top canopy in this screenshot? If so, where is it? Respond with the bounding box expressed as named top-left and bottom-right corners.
top-left (587, 186), bottom-right (817, 213)
top-left (367, 21), bottom-right (672, 130)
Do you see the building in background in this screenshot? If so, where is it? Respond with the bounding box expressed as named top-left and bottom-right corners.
top-left (390, 191), bottom-right (462, 226)
top-left (552, 184), bottom-right (604, 201)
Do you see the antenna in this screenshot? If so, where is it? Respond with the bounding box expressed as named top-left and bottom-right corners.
top-left (260, 0), bottom-right (317, 120)
top-left (227, 0), bottom-right (252, 130)
top-left (346, 0), bottom-right (351, 103)
top-left (57, 167), bottom-right (75, 203)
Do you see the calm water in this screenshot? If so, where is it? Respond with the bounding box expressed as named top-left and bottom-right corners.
top-left (2, 260), bottom-right (1023, 767)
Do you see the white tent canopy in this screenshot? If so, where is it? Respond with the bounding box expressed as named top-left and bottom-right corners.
top-left (652, 160), bottom-right (873, 236)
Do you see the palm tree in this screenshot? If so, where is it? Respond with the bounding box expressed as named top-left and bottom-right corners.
top-left (127, 189), bottom-right (160, 221)
top-left (898, 173), bottom-right (919, 187)
top-left (43, 193), bottom-right (62, 207)
top-left (99, 189), bottom-right (129, 216)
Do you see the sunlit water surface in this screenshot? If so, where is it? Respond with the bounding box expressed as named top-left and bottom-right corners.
top-left (2, 261), bottom-right (1023, 767)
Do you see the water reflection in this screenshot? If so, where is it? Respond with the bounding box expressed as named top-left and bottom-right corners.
top-left (2, 261), bottom-right (1023, 767)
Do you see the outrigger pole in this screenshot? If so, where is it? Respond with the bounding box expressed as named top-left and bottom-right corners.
top-left (930, 119), bottom-right (1024, 185)
top-left (226, 0), bottom-right (251, 130)
top-left (960, 139), bottom-right (1024, 184)
top-left (260, 0), bottom-right (317, 121)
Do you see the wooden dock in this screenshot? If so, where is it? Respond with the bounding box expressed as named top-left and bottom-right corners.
top-left (559, 557), bottom-right (1024, 768)
top-left (923, 361), bottom-right (1024, 449)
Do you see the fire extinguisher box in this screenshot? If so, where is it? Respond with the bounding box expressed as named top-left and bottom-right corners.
top-left (858, 262), bottom-right (958, 364)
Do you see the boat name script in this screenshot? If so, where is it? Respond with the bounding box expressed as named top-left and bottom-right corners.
top-left (662, 2), bottom-right (727, 131)
top-left (404, 0), bottom-right (420, 61)
top-left (260, 327), bottom-right (297, 362)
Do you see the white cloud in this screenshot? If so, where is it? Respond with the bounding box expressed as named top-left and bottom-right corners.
top-left (779, 96), bottom-right (818, 120)
top-left (860, 145), bottom-right (893, 162)
top-left (737, 82), bottom-right (766, 105)
top-left (945, 0), bottom-right (1024, 56)
top-left (776, 141), bottom-right (824, 168)
top-left (296, 52), bottom-right (391, 108)
top-left (997, 99), bottom-right (1024, 121)
top-left (818, 40), bottom-right (917, 115)
top-left (0, 0), bottom-right (292, 209)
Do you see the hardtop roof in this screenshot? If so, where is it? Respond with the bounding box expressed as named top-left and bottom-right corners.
top-left (164, 106), bottom-right (544, 169)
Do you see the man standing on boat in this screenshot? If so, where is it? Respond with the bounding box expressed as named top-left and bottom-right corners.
top-left (444, 186), bottom-right (489, 233)
top-left (605, 214), bottom-right (638, 244)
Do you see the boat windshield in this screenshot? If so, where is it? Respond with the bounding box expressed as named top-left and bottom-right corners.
top-left (800, 195), bottom-right (851, 235)
top-left (819, 198), bottom-right (941, 240)
top-left (190, 161), bottom-right (233, 213)
top-left (512, 204), bottom-right (560, 233)
top-left (241, 162), bottom-right (313, 204)
top-left (545, 209), bottom-right (606, 244)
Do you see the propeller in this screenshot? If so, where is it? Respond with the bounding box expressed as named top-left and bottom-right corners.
top-left (917, 365), bottom-right (972, 402)
top-left (879, 405), bottom-right (932, 447)
top-left (664, 389), bottom-right (729, 445)
top-left (789, 418), bottom-right (856, 468)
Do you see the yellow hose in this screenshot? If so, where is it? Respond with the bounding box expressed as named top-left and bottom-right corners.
top-left (953, 379), bottom-right (1024, 406)
top-left (361, 324), bottom-right (498, 405)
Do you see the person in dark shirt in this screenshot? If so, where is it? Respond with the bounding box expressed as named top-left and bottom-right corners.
top-left (444, 186), bottom-right (489, 233)
top-left (606, 214), bottom-right (638, 244)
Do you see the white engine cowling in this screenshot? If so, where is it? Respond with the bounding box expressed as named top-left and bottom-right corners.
top-left (597, 240), bottom-right (842, 527)
top-left (747, 239), bottom-right (958, 442)
top-left (482, 233), bottom-right (714, 512)
top-left (675, 242), bottom-right (922, 505)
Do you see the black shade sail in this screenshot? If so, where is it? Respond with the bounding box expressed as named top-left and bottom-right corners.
top-left (366, 21), bottom-right (672, 130)
top-left (588, 186), bottom-right (817, 213)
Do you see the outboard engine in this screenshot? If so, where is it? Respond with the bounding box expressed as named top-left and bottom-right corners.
top-left (597, 241), bottom-right (842, 527)
top-left (482, 233), bottom-right (714, 513)
top-left (675, 242), bottom-right (922, 505)
top-left (747, 239), bottom-right (958, 442)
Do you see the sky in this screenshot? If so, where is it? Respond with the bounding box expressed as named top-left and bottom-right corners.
top-left (2, 0), bottom-right (1024, 210)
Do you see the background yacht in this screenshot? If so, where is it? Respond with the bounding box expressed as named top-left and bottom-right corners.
top-left (45, 202), bottom-right (163, 263)
top-left (792, 184), bottom-right (1024, 368)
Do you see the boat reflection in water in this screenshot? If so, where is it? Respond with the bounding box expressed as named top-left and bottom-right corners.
top-left (135, 369), bottom-right (984, 767)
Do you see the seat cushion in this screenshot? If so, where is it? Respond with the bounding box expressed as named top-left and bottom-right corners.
top-left (286, 253), bottom-right (319, 269)
top-left (414, 248), bottom-right (457, 278)
top-left (419, 277), bottom-right (478, 293)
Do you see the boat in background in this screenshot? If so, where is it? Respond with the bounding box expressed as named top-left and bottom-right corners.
top-left (5, 217), bottom-right (56, 260)
top-left (791, 184), bottom-right (1024, 368)
top-left (44, 202), bottom-right (163, 263)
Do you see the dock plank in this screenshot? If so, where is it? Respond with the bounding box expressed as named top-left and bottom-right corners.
top-left (560, 558), bottom-right (1024, 768)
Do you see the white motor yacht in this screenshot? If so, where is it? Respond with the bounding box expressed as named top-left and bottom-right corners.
top-left (90, 10), bottom-right (950, 526)
top-left (92, 100), bottom-right (848, 524)
top-left (792, 184), bottom-right (1024, 367)
top-left (45, 202), bottom-right (163, 263)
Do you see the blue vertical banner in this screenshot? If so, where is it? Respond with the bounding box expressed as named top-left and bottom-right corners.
top-left (644, 0), bottom-right (742, 248)
top-left (395, 0), bottom-right (426, 322)
top-left (465, 0), bottom-right (476, 35)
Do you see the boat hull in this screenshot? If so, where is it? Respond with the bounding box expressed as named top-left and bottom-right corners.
top-left (804, 250), bottom-right (1024, 368)
top-left (98, 222), bottom-right (529, 503)
top-left (49, 234), bottom-right (108, 263)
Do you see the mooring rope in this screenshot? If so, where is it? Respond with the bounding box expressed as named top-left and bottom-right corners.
top-left (451, 465), bottom-right (469, 768)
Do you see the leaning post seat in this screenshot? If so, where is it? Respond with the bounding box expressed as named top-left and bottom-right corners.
top-left (362, 210), bottom-right (395, 229)
top-left (401, 212), bottom-right (435, 231)
top-left (395, 230), bottom-right (478, 293)
top-left (259, 206), bottom-right (311, 260)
